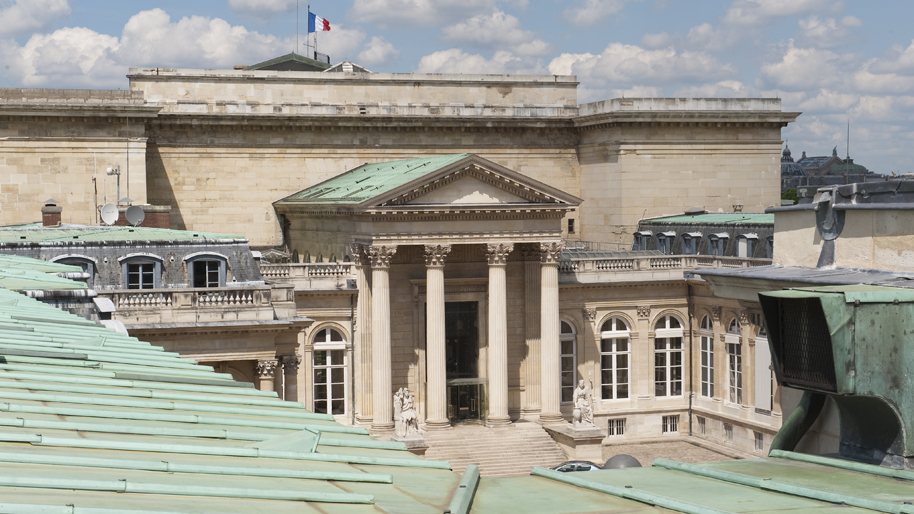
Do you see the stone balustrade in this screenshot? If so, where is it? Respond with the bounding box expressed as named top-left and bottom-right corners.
top-left (559, 255), bottom-right (771, 284)
top-left (96, 285), bottom-right (276, 325)
top-left (259, 263), bottom-right (357, 290)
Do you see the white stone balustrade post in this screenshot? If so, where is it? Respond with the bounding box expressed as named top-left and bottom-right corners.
top-left (424, 244), bottom-right (452, 430)
top-left (487, 242), bottom-right (514, 426)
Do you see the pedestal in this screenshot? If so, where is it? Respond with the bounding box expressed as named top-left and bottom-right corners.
top-left (393, 433), bottom-right (429, 456)
top-left (544, 424), bottom-right (605, 464)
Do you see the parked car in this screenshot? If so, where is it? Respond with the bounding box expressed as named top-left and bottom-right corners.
top-left (553, 461), bottom-right (602, 472)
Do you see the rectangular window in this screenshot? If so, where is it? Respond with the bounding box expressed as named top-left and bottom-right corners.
top-left (662, 415), bottom-right (679, 434)
top-left (724, 423), bottom-right (733, 443)
top-left (607, 418), bottom-right (626, 437)
top-left (560, 339), bottom-right (576, 404)
top-left (727, 343), bottom-right (743, 404)
top-left (313, 349), bottom-right (346, 415)
top-left (127, 262), bottom-right (155, 289)
top-left (193, 260), bottom-right (221, 288)
top-left (754, 431), bottom-right (764, 452)
top-left (654, 337), bottom-right (683, 397)
top-left (601, 337), bottom-right (630, 400)
top-left (697, 416), bottom-right (706, 435)
top-left (567, 218), bottom-right (575, 234)
top-left (700, 333), bottom-right (714, 397)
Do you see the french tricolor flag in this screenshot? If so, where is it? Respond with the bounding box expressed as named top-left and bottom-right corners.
top-left (308, 12), bottom-right (331, 32)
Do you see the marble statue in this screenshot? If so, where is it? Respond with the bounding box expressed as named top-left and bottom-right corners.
top-left (394, 387), bottom-right (419, 437)
top-left (573, 379), bottom-right (595, 428)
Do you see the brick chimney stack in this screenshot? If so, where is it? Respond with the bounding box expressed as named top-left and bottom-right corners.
top-left (41, 199), bottom-right (62, 227)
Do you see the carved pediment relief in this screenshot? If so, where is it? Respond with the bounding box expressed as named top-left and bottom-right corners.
top-left (385, 164), bottom-right (560, 207)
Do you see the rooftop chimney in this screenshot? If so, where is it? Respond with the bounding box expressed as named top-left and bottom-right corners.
top-left (41, 199), bottom-right (62, 227)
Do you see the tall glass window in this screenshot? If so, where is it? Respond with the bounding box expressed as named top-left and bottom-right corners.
top-left (127, 262), bottom-right (156, 289)
top-left (700, 315), bottom-right (714, 398)
top-left (560, 321), bottom-right (577, 404)
top-left (312, 328), bottom-right (347, 416)
top-left (726, 318), bottom-right (743, 405)
top-left (600, 317), bottom-right (630, 400)
top-left (654, 315), bottom-right (684, 397)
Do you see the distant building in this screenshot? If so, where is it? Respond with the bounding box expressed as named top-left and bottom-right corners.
top-left (781, 145), bottom-right (882, 192)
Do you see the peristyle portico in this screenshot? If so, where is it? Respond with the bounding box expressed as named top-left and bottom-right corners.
top-left (275, 154), bottom-right (581, 432)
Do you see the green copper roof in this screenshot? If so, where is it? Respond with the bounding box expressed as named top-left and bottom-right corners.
top-left (246, 52), bottom-right (332, 71)
top-left (278, 154), bottom-right (472, 205)
top-left (0, 287), bottom-right (462, 512)
top-left (646, 213), bottom-right (774, 225)
top-left (0, 224), bottom-right (245, 244)
top-left (831, 157), bottom-right (868, 173)
top-left (0, 254), bottom-right (87, 291)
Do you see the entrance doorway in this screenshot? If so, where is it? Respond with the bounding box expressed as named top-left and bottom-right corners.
top-left (444, 301), bottom-right (486, 424)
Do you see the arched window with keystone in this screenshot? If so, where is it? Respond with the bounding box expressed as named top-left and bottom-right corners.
top-left (185, 253), bottom-right (228, 288)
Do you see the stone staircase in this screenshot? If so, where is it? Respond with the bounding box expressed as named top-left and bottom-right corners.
top-left (424, 422), bottom-right (570, 477)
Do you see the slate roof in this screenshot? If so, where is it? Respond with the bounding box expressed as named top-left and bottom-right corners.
top-left (0, 224), bottom-right (245, 244)
top-left (278, 154), bottom-right (472, 205)
top-left (0, 284), bottom-right (461, 513)
top-left (245, 52), bottom-right (332, 72)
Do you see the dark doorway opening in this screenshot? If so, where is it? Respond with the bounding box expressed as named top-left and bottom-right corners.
top-left (443, 301), bottom-right (486, 424)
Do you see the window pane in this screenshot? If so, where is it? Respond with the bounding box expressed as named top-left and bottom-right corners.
top-left (331, 399), bottom-right (345, 414)
top-left (617, 384), bottom-right (628, 399)
top-left (655, 339), bottom-right (666, 350)
top-left (561, 341), bottom-right (574, 355)
top-left (670, 337), bottom-right (682, 350)
top-left (314, 351), bottom-right (326, 366)
top-left (671, 351), bottom-right (682, 366)
top-left (561, 322), bottom-right (573, 334)
top-left (616, 354), bottom-right (628, 369)
top-left (669, 317), bottom-right (681, 329)
top-left (331, 384), bottom-right (344, 399)
top-left (313, 400), bottom-right (327, 414)
top-left (655, 381), bottom-right (666, 396)
top-left (329, 330), bottom-right (344, 342)
top-left (616, 369), bottom-right (628, 386)
top-left (561, 357), bottom-right (573, 372)
top-left (562, 372), bottom-right (574, 386)
top-left (314, 384), bottom-right (327, 400)
top-left (330, 350), bottom-right (345, 363)
top-left (601, 339), bottom-right (613, 352)
top-left (314, 368), bottom-right (327, 383)
top-left (562, 386), bottom-right (572, 403)
top-left (655, 352), bottom-right (666, 367)
top-left (331, 367), bottom-right (344, 383)
top-left (602, 385), bottom-right (612, 398)
top-left (617, 339), bottom-right (628, 352)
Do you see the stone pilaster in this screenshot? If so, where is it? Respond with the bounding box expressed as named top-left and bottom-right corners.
top-left (424, 244), bottom-right (452, 430)
top-left (281, 354), bottom-right (302, 402)
top-left (486, 243), bottom-right (514, 426)
top-left (539, 241), bottom-right (565, 424)
top-left (368, 244), bottom-right (397, 434)
top-left (522, 246), bottom-right (542, 420)
top-left (349, 243), bottom-right (373, 426)
top-left (255, 359), bottom-right (279, 393)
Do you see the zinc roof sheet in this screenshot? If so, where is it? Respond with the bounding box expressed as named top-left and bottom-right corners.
top-left (278, 154), bottom-right (471, 205)
top-left (0, 225), bottom-right (245, 243)
top-left (646, 213), bottom-right (774, 225)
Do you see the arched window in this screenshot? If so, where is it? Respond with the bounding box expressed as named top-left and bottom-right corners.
top-left (53, 256), bottom-right (96, 288)
top-left (699, 315), bottom-right (714, 398)
top-left (726, 318), bottom-right (742, 405)
top-left (312, 327), bottom-right (347, 416)
top-left (709, 234), bottom-right (729, 256)
top-left (119, 254), bottom-right (163, 290)
top-left (560, 321), bottom-right (577, 404)
top-left (656, 232), bottom-right (675, 255)
top-left (185, 253), bottom-right (228, 288)
top-left (654, 315), bottom-right (684, 397)
top-left (682, 233), bottom-right (701, 255)
top-left (600, 317), bottom-right (630, 400)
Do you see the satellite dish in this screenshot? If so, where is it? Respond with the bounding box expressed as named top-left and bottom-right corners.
top-left (125, 205), bottom-right (145, 227)
top-left (100, 203), bottom-right (118, 225)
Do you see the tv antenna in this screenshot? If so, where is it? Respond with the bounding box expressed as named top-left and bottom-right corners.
top-left (125, 205), bottom-right (145, 227)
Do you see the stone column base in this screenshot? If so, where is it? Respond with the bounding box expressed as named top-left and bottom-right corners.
top-left (424, 420), bottom-right (453, 431)
top-left (537, 413), bottom-right (566, 425)
top-left (486, 417), bottom-right (513, 428)
top-left (393, 434), bottom-right (429, 456)
top-left (543, 424), bottom-right (604, 464)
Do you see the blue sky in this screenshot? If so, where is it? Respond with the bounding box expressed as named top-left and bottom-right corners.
top-left (2, 0), bottom-right (913, 172)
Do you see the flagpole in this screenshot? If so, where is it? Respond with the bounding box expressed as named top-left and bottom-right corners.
top-left (296, 0), bottom-right (299, 54)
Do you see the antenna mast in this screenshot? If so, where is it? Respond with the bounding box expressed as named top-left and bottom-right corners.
top-left (846, 119), bottom-right (850, 161)
top-left (296, 0), bottom-right (299, 54)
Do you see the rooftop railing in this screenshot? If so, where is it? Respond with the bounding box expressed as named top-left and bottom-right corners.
top-left (558, 254), bottom-right (771, 282)
top-left (96, 285), bottom-right (279, 325)
top-left (259, 262), bottom-right (357, 290)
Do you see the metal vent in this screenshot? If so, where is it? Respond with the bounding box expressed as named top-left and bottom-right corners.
top-left (775, 297), bottom-right (838, 392)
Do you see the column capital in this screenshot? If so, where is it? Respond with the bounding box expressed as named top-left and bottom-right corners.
top-left (583, 307), bottom-right (597, 322)
top-left (539, 241), bottom-right (566, 264)
top-left (281, 354), bottom-right (302, 374)
top-left (256, 359), bottom-right (279, 379)
top-left (424, 244), bottom-right (452, 267)
top-left (368, 245), bottom-right (397, 268)
top-left (348, 243), bottom-right (369, 266)
top-left (486, 243), bottom-right (514, 266)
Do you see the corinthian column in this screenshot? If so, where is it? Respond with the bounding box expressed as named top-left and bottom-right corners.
top-left (349, 243), bottom-right (373, 426)
top-left (487, 242), bottom-right (514, 426)
top-left (255, 359), bottom-right (278, 393)
top-left (424, 244), bottom-right (452, 430)
top-left (281, 354), bottom-right (302, 402)
top-left (539, 241), bottom-right (566, 424)
top-left (369, 244), bottom-right (397, 434)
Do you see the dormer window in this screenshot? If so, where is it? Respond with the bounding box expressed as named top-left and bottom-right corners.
top-left (681, 233), bottom-right (701, 255)
top-left (656, 232), bottom-right (675, 255)
top-left (736, 234), bottom-right (758, 258)
top-left (632, 231), bottom-right (652, 251)
top-left (185, 253), bottom-right (228, 288)
top-left (708, 233), bottom-right (730, 256)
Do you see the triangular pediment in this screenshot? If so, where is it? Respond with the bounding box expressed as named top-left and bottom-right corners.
top-left (404, 174), bottom-right (528, 205)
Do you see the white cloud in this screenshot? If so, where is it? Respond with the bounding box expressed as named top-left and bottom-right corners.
top-left (562, 0), bottom-right (639, 27)
top-left (357, 36), bottom-right (399, 66)
top-left (0, 0), bottom-right (70, 38)
top-left (442, 10), bottom-right (549, 56)
top-left (415, 48), bottom-right (545, 75)
top-left (721, 0), bottom-right (841, 26)
top-left (227, 0), bottom-right (295, 21)
top-left (548, 53), bottom-right (594, 76)
top-left (673, 80), bottom-right (759, 98)
top-left (641, 32), bottom-right (674, 49)
top-left (758, 41), bottom-right (849, 91)
top-left (869, 40), bottom-right (914, 75)
top-left (797, 15), bottom-right (862, 49)
top-left (349, 0), bottom-right (498, 27)
top-left (12, 27), bottom-right (120, 87)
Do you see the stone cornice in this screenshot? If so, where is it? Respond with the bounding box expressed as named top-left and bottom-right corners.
top-left (575, 112), bottom-right (801, 131)
top-left (0, 105), bottom-right (161, 118)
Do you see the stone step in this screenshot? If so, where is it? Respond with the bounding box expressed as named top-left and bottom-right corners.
top-left (423, 423), bottom-right (570, 477)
